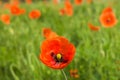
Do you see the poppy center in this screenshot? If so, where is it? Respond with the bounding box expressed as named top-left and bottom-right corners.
top-left (54, 53), bottom-right (63, 62)
top-left (56, 53), bottom-right (62, 61)
top-left (51, 52), bottom-right (63, 62)
top-left (51, 52), bottom-right (68, 63)
top-left (106, 18), bottom-right (111, 23)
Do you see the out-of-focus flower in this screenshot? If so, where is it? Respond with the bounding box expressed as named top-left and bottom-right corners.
top-left (10, 5), bottom-right (21, 15)
top-left (99, 7), bottom-right (117, 28)
top-left (1, 14), bottom-right (10, 25)
top-left (88, 23), bottom-right (100, 31)
top-left (59, 8), bottom-right (66, 16)
top-left (12, 0), bottom-right (20, 5)
top-left (70, 69), bottom-right (79, 78)
top-left (39, 28), bottom-right (76, 69)
top-left (74, 0), bottom-right (83, 5)
top-left (64, 0), bottom-right (73, 16)
top-left (4, 3), bottom-right (11, 9)
top-left (29, 10), bottom-right (41, 19)
top-left (26, 0), bottom-right (32, 4)
top-left (53, 0), bottom-right (59, 4)
top-left (42, 28), bottom-right (58, 39)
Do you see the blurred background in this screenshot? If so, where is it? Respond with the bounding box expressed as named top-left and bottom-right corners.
top-left (0, 0), bottom-right (120, 80)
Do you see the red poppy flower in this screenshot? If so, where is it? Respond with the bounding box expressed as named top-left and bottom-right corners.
top-left (70, 69), bottom-right (79, 78)
top-left (39, 28), bottom-right (76, 69)
top-left (74, 0), bottom-right (83, 5)
top-left (53, 0), bottom-right (59, 4)
top-left (26, 0), bottom-right (32, 4)
top-left (65, 0), bottom-right (72, 10)
top-left (99, 7), bottom-right (117, 28)
top-left (1, 14), bottom-right (10, 25)
top-left (10, 5), bottom-right (21, 15)
top-left (29, 10), bottom-right (41, 19)
top-left (12, 0), bottom-right (20, 5)
top-left (59, 8), bottom-right (66, 16)
top-left (88, 23), bottom-right (100, 31)
top-left (42, 28), bottom-right (58, 39)
top-left (4, 3), bottom-right (11, 9)
top-left (64, 0), bottom-right (73, 16)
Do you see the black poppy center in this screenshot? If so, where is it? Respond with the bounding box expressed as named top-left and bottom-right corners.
top-left (51, 52), bottom-right (68, 63)
top-left (106, 18), bottom-right (111, 23)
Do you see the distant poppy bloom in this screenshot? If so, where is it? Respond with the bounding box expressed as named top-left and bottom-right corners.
top-left (29, 10), bottom-right (41, 19)
top-left (65, 8), bottom-right (73, 16)
top-left (42, 28), bottom-right (58, 39)
top-left (65, 0), bottom-right (72, 10)
top-left (40, 28), bottom-right (76, 69)
top-left (10, 5), bottom-right (21, 15)
top-left (11, 0), bottom-right (20, 5)
top-left (99, 7), bottom-right (117, 28)
top-left (53, 0), bottom-right (59, 4)
top-left (64, 0), bottom-right (73, 16)
top-left (87, 0), bottom-right (92, 4)
top-left (59, 8), bottom-right (66, 16)
top-left (26, 0), bottom-right (32, 4)
top-left (1, 14), bottom-right (10, 25)
top-left (4, 3), bottom-right (11, 9)
top-left (88, 23), bottom-right (100, 31)
top-left (74, 0), bottom-right (83, 5)
top-left (70, 69), bottom-right (79, 78)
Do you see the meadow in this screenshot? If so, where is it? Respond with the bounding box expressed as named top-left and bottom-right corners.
top-left (0, 0), bottom-right (120, 80)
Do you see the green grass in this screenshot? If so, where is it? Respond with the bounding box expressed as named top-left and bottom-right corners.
top-left (0, 1), bottom-right (120, 80)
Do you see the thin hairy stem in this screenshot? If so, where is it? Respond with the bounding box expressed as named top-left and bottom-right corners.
top-left (61, 69), bottom-right (68, 80)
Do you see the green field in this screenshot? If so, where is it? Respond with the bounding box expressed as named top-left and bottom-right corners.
top-left (0, 0), bottom-right (120, 80)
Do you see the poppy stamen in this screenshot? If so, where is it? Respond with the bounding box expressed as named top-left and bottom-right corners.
top-left (56, 53), bottom-right (62, 60)
top-left (54, 53), bottom-right (63, 63)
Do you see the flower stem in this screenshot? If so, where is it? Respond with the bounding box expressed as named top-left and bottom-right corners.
top-left (61, 69), bottom-right (68, 80)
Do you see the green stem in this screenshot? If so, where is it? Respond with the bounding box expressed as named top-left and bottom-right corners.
top-left (61, 69), bottom-right (68, 80)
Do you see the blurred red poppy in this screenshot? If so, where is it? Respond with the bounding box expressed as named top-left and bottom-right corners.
top-left (29, 10), bottom-right (41, 19)
top-left (99, 7), bottom-right (117, 28)
top-left (74, 0), bottom-right (83, 5)
top-left (3, 3), bottom-right (11, 9)
top-left (65, 0), bottom-right (72, 10)
top-left (64, 0), bottom-right (73, 16)
top-left (40, 28), bottom-right (76, 69)
top-left (53, 0), bottom-right (59, 4)
top-left (59, 8), bottom-right (66, 16)
top-left (12, 0), bottom-right (20, 5)
top-left (10, 5), bottom-right (21, 15)
top-left (88, 23), bottom-right (100, 31)
top-left (26, 0), bottom-right (32, 4)
top-left (1, 14), bottom-right (10, 25)
top-left (70, 69), bottom-right (79, 78)
top-left (42, 28), bottom-right (58, 39)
